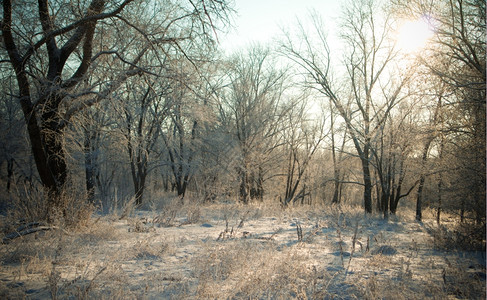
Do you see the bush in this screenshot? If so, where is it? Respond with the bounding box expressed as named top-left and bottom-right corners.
top-left (431, 221), bottom-right (486, 251)
top-left (1, 183), bottom-right (95, 239)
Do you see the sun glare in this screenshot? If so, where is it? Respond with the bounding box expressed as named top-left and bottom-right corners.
top-left (396, 18), bottom-right (434, 53)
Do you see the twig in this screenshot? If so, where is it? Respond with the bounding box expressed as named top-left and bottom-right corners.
top-left (254, 228), bottom-right (283, 241)
top-left (336, 228), bottom-right (344, 267)
top-left (346, 220), bottom-right (360, 275)
top-left (296, 223), bottom-right (303, 243)
top-left (119, 196), bottom-right (137, 220)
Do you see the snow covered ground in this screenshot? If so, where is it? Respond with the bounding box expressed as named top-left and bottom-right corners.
top-left (1, 202), bottom-right (485, 299)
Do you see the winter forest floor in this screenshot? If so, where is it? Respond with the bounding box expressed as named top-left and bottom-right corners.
top-left (0, 200), bottom-right (485, 299)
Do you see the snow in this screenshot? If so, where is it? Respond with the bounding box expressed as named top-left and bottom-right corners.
top-left (0, 203), bottom-right (485, 299)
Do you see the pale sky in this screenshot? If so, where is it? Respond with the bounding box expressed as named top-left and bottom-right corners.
top-left (219, 0), bottom-right (343, 54)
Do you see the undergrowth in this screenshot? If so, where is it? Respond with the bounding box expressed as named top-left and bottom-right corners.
top-left (431, 221), bottom-right (486, 252)
top-left (0, 198), bottom-right (484, 299)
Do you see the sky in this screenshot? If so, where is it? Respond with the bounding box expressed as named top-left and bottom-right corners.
top-left (219, 0), bottom-right (343, 54)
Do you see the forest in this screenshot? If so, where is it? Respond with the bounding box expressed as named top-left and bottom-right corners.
top-left (0, 0), bottom-right (485, 298)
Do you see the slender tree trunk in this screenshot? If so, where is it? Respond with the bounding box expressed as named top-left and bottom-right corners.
top-left (256, 166), bottom-right (264, 201)
top-left (416, 139), bottom-right (433, 222)
top-left (238, 167), bottom-right (249, 204)
top-left (375, 169), bottom-right (382, 212)
top-left (390, 175), bottom-right (396, 213)
top-left (162, 172), bottom-right (170, 192)
top-left (6, 158), bottom-right (13, 191)
top-left (390, 183), bottom-right (402, 215)
top-left (436, 174), bottom-right (442, 225)
top-left (383, 144), bottom-right (394, 220)
top-left (84, 153), bottom-right (95, 203)
top-left (329, 107), bottom-right (340, 204)
top-left (390, 158), bottom-right (404, 214)
top-left (474, 187), bottom-right (481, 225)
top-left (127, 127), bottom-right (148, 206)
top-left (334, 126), bottom-right (348, 204)
top-left (351, 133), bottom-right (373, 214)
top-left (460, 197), bottom-right (465, 223)
top-left (84, 131), bottom-right (96, 204)
top-left (382, 190), bottom-right (389, 220)
top-left (283, 149), bottom-right (296, 205)
top-left (436, 138), bottom-right (444, 225)
top-left (361, 145), bottom-right (373, 213)
top-left (415, 175), bottom-right (425, 222)
top-left (134, 172), bottom-right (146, 206)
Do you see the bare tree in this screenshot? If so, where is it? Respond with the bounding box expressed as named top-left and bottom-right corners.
top-left (327, 101), bottom-right (349, 204)
top-left (80, 106), bottom-right (107, 204)
top-left (0, 0), bottom-right (232, 217)
top-left (394, 0), bottom-right (485, 222)
top-left (414, 81), bottom-right (446, 221)
top-left (219, 46), bottom-right (287, 203)
top-left (160, 68), bottom-right (198, 198)
top-left (280, 96), bottom-right (326, 206)
top-left (371, 100), bottom-right (419, 218)
top-left (281, 2), bottom-right (409, 213)
top-left (117, 76), bottom-right (170, 206)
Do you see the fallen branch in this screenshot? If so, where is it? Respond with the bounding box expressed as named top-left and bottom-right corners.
top-left (253, 228), bottom-right (283, 241)
top-left (2, 222), bottom-right (58, 244)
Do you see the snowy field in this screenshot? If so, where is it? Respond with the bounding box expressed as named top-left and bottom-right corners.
top-left (1, 201), bottom-right (485, 299)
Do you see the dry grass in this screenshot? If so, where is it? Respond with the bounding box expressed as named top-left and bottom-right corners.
top-left (193, 240), bottom-right (324, 299)
top-left (0, 199), bottom-right (485, 299)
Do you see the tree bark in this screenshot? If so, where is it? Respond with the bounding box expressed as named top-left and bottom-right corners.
top-left (1, 0), bottom-right (105, 215)
top-left (415, 140), bottom-right (432, 222)
top-left (329, 106), bottom-right (341, 204)
top-left (6, 158), bottom-right (14, 191)
top-left (361, 146), bottom-right (373, 214)
top-left (84, 130), bottom-right (97, 204)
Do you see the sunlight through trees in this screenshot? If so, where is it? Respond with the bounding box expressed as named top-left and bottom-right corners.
top-left (0, 0), bottom-right (484, 228)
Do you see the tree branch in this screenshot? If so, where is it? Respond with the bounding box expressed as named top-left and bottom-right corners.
top-left (22, 0), bottom-right (135, 64)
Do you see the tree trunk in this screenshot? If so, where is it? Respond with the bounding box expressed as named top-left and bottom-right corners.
top-left (238, 167), bottom-right (249, 204)
top-left (375, 169), bottom-right (382, 212)
top-left (383, 164), bottom-right (393, 219)
top-left (39, 95), bottom-right (69, 215)
top-left (415, 175), bottom-right (425, 222)
top-left (329, 106), bottom-right (340, 204)
top-left (256, 166), bottom-right (264, 201)
top-left (436, 138), bottom-right (444, 225)
top-left (6, 158), bottom-right (13, 191)
top-left (175, 175), bottom-right (187, 197)
top-left (361, 148), bottom-right (373, 213)
top-left (382, 190), bottom-right (389, 220)
top-left (23, 95), bottom-right (69, 211)
top-left (460, 197), bottom-right (465, 223)
top-left (84, 131), bottom-right (96, 204)
top-left (127, 126), bottom-right (148, 206)
top-left (2, 0), bottom-right (105, 220)
top-left (350, 133), bottom-right (373, 214)
top-left (134, 172), bottom-right (146, 206)
top-left (416, 138), bottom-right (433, 222)
top-left (436, 174), bottom-right (442, 225)
top-left (390, 186), bottom-right (401, 215)
top-left (162, 172), bottom-right (170, 192)
top-left (390, 158), bottom-right (405, 214)
top-left (85, 154), bottom-right (95, 204)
